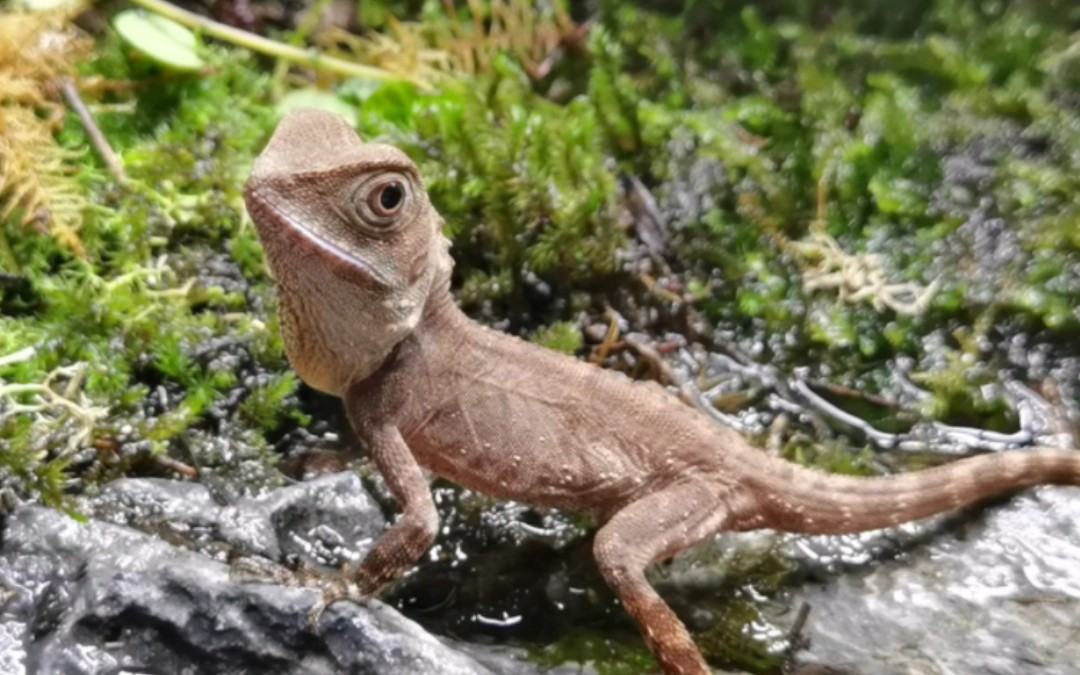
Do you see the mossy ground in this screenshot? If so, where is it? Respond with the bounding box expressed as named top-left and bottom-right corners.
top-left (1, 1), bottom-right (1079, 672)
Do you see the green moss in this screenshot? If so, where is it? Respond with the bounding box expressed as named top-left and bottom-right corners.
top-left (529, 633), bottom-right (656, 675)
top-left (692, 600), bottom-right (787, 673)
top-left (911, 349), bottom-right (1012, 429)
top-left (1, 45), bottom-right (287, 506)
top-left (354, 57), bottom-right (626, 320)
top-left (0, 416), bottom-right (71, 510)
top-left (785, 439), bottom-right (879, 477)
top-left (240, 373), bottom-right (303, 431)
top-left (528, 321), bottom-right (584, 355)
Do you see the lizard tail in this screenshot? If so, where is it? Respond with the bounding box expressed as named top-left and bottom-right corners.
top-left (751, 447), bottom-right (1080, 535)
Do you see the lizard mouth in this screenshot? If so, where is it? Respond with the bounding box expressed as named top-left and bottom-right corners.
top-left (245, 185), bottom-right (390, 290)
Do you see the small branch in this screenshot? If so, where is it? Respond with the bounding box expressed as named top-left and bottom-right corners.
top-left (789, 371), bottom-right (1060, 455)
top-left (127, 0), bottom-right (414, 85)
top-left (0, 229), bottom-right (18, 274)
top-left (781, 602), bottom-right (813, 674)
top-left (154, 454), bottom-right (199, 478)
top-left (0, 346), bottom-right (37, 369)
top-left (624, 175), bottom-right (669, 260)
top-left (814, 380), bottom-right (902, 411)
top-left (639, 335), bottom-right (1069, 457)
top-left (590, 310), bottom-right (1070, 459)
top-left (791, 377), bottom-right (901, 448)
top-left (58, 77), bottom-right (126, 183)
top-left (1007, 380), bottom-right (1078, 449)
top-left (621, 335), bottom-right (758, 434)
top-left (589, 307), bottom-right (622, 364)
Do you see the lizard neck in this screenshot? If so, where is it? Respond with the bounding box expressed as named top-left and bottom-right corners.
top-left (418, 266), bottom-right (467, 330)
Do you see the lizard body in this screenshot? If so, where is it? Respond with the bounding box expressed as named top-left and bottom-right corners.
top-left (244, 109), bottom-right (1080, 675)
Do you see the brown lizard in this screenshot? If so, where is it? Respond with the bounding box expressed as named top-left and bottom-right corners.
top-left (243, 108), bottom-right (1080, 675)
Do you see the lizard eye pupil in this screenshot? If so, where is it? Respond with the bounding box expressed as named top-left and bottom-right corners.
top-left (377, 182), bottom-right (404, 213)
top-left (354, 174), bottom-right (411, 230)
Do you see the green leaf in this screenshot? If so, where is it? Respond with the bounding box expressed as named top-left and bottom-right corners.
top-left (16, 0), bottom-right (84, 10)
top-left (113, 10), bottom-right (205, 72)
top-left (276, 89), bottom-right (359, 126)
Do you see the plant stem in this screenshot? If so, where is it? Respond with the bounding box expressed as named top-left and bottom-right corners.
top-left (128, 0), bottom-right (413, 85)
top-left (0, 226), bottom-right (18, 274)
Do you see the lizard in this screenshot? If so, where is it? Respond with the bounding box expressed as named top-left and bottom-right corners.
top-left (243, 108), bottom-right (1080, 675)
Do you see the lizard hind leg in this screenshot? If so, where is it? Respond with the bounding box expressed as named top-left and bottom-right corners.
top-left (593, 482), bottom-right (748, 675)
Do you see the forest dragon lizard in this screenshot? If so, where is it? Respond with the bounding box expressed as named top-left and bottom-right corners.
top-left (243, 109), bottom-right (1080, 674)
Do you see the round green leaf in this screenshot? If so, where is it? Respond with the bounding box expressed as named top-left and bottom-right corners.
top-left (112, 10), bottom-right (204, 72)
top-left (276, 89), bottom-right (358, 126)
top-left (16, 0), bottom-right (84, 10)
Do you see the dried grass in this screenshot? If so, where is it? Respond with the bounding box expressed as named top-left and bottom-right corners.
top-left (0, 6), bottom-right (93, 256)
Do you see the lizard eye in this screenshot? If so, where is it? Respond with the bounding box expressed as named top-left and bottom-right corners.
top-left (372, 181), bottom-right (404, 216)
top-left (352, 173), bottom-right (412, 230)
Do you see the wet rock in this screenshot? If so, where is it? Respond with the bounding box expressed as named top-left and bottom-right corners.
top-left (791, 488), bottom-right (1080, 675)
top-left (0, 475), bottom-right (577, 675)
top-left (651, 488), bottom-right (1080, 674)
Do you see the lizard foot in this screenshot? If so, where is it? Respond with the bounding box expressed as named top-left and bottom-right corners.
top-left (231, 557), bottom-right (371, 627)
top-left (306, 567), bottom-right (369, 628)
top-left (230, 555), bottom-right (298, 585)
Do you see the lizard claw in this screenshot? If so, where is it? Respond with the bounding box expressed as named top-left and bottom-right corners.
top-left (305, 562), bottom-right (372, 628)
top-left (230, 555), bottom-right (296, 585)
top-left (231, 557), bottom-right (371, 628)
top-left (307, 579), bottom-right (358, 627)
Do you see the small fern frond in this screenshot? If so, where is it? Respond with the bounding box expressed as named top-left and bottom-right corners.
top-left (0, 6), bottom-right (93, 257)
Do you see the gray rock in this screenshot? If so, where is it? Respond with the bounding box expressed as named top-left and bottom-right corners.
top-left (791, 488), bottom-right (1080, 675)
top-left (0, 475), bottom-right (573, 675)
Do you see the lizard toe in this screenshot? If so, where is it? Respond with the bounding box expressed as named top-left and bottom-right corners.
top-left (230, 555), bottom-right (296, 585)
top-left (308, 574), bottom-right (369, 628)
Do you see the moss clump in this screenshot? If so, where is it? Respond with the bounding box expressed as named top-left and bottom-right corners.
top-left (353, 55), bottom-right (626, 322)
top-left (528, 321), bottom-right (583, 355)
top-left (1, 43), bottom-right (287, 508)
top-left (530, 634), bottom-right (656, 675)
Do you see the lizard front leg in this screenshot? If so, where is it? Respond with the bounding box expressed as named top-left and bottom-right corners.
top-left (354, 423), bottom-right (439, 594)
top-left (310, 422), bottom-right (437, 621)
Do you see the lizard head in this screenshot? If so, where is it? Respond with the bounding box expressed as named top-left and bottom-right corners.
top-left (244, 109), bottom-right (453, 396)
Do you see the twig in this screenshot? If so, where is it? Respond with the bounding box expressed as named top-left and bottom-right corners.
top-left (589, 307), bottom-right (622, 364)
top-left (624, 175), bottom-right (669, 260)
top-left (1007, 379), bottom-right (1078, 449)
top-left (58, 77), bottom-right (126, 183)
top-left (790, 371), bottom-right (1050, 455)
top-left (790, 377), bottom-right (900, 448)
top-left (621, 335), bottom-right (757, 434)
top-left (0, 228), bottom-right (18, 273)
top-left (592, 313), bottom-right (1070, 459)
top-left (154, 454), bottom-right (199, 478)
top-left (635, 334), bottom-right (1069, 457)
top-left (0, 346), bottom-right (37, 369)
top-left (781, 602), bottom-right (813, 674)
top-left (127, 0), bottom-right (414, 85)
top-left (814, 380), bottom-right (902, 411)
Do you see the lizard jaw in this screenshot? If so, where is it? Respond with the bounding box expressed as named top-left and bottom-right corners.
top-left (245, 185), bottom-right (390, 291)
